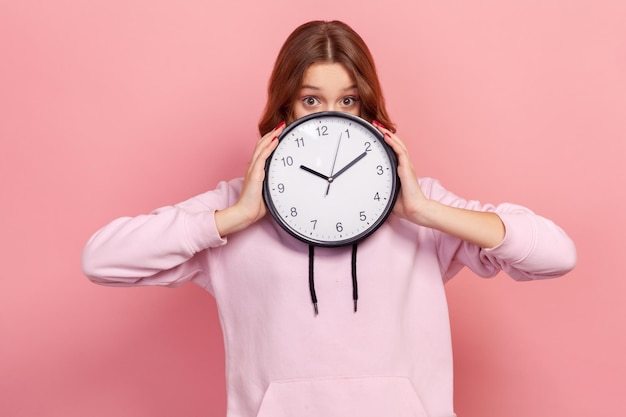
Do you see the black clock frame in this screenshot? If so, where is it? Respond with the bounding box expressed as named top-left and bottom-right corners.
top-left (262, 111), bottom-right (400, 247)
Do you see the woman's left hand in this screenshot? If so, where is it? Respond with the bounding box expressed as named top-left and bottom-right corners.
top-left (373, 121), bottom-right (428, 225)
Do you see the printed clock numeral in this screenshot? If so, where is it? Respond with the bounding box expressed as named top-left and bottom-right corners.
top-left (315, 126), bottom-right (328, 136)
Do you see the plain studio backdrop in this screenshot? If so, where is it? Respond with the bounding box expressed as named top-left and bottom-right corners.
top-left (1, 1), bottom-right (624, 416)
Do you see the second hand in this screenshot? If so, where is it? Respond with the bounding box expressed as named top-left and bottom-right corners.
top-left (326, 132), bottom-right (343, 195)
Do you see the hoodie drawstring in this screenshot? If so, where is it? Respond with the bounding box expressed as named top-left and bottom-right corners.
top-left (351, 243), bottom-right (358, 312)
top-left (308, 245), bottom-right (318, 315)
top-left (308, 244), bottom-right (359, 315)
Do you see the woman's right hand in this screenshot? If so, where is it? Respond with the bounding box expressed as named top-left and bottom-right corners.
top-left (215, 121), bottom-right (286, 237)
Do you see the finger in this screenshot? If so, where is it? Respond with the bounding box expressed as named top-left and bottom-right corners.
top-left (372, 121), bottom-right (409, 154)
top-left (253, 136), bottom-right (279, 174)
top-left (257, 120), bottom-right (287, 145)
top-left (247, 123), bottom-right (285, 179)
top-left (381, 134), bottom-right (411, 169)
top-left (384, 129), bottom-right (409, 152)
top-left (250, 121), bottom-right (286, 163)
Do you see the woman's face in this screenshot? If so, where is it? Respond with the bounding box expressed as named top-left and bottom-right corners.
top-left (292, 62), bottom-right (361, 120)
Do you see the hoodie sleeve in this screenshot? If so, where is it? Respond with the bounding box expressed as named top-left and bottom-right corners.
top-left (81, 179), bottom-right (241, 290)
top-left (420, 178), bottom-right (577, 282)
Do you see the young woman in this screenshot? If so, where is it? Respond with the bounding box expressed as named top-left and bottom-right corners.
top-left (82, 20), bottom-right (576, 417)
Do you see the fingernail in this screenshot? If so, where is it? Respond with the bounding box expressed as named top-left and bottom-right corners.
top-left (274, 121), bottom-right (286, 130)
top-left (384, 132), bottom-right (392, 138)
top-left (271, 135), bottom-right (278, 141)
top-left (372, 120), bottom-right (385, 128)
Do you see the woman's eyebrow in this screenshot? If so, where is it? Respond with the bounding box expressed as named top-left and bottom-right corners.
top-left (300, 84), bottom-right (358, 91)
top-left (300, 85), bottom-right (321, 90)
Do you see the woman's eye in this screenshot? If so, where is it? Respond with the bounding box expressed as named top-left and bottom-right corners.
top-left (303, 96), bottom-right (320, 106)
top-left (341, 97), bottom-right (358, 106)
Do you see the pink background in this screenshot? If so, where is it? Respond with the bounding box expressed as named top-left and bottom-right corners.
top-left (1, 0), bottom-right (624, 416)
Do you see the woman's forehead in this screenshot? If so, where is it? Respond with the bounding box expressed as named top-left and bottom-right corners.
top-left (301, 63), bottom-right (357, 91)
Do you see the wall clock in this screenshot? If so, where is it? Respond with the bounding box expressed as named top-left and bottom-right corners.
top-left (263, 111), bottom-right (399, 248)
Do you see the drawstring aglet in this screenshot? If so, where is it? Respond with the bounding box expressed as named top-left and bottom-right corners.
top-left (353, 300), bottom-right (358, 313)
top-left (313, 303), bottom-right (319, 315)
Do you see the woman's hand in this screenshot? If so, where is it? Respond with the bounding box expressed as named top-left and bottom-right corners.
top-left (373, 121), bottom-right (505, 249)
top-left (215, 121), bottom-right (286, 237)
top-left (373, 121), bottom-right (429, 224)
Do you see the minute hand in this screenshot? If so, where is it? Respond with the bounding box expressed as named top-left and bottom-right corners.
top-left (330, 151), bottom-right (368, 181)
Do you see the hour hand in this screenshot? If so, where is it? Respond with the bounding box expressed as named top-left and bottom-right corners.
top-left (300, 165), bottom-right (330, 181)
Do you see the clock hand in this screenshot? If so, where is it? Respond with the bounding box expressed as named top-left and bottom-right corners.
top-left (300, 165), bottom-right (330, 181)
top-left (328, 132), bottom-right (343, 177)
top-left (326, 132), bottom-right (344, 195)
top-left (329, 151), bottom-right (368, 181)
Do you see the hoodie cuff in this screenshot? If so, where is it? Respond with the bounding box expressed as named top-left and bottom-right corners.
top-left (483, 212), bottom-right (536, 264)
top-left (184, 209), bottom-right (227, 254)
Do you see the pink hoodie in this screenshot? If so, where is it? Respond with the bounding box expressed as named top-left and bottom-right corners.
top-left (82, 177), bottom-right (576, 417)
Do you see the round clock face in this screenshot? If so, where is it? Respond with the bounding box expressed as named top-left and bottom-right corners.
top-left (263, 111), bottom-right (399, 247)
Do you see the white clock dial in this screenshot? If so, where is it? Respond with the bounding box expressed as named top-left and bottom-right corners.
top-left (263, 112), bottom-right (399, 247)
